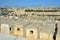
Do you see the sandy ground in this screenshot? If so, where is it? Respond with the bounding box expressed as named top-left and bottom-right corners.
top-left (0, 33), bottom-right (40, 40)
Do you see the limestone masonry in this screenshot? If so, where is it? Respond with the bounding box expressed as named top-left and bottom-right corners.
top-left (0, 8), bottom-right (60, 40)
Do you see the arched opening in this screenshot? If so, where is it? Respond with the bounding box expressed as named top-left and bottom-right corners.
top-left (17, 28), bottom-right (20, 31)
top-left (30, 30), bottom-right (33, 34)
top-left (10, 27), bottom-right (11, 31)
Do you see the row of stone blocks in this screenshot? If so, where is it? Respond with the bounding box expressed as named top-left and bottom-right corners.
top-left (0, 23), bottom-right (60, 40)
